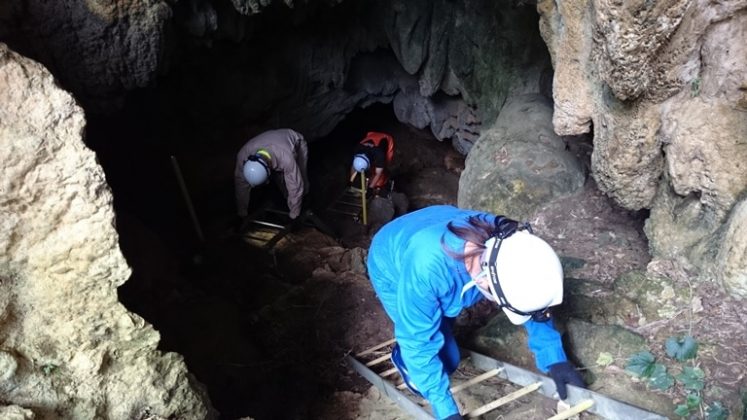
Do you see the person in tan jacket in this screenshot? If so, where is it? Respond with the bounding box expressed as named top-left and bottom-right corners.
top-left (235, 129), bottom-right (309, 219)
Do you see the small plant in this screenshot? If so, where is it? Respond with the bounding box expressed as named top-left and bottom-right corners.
top-left (625, 350), bottom-right (673, 390)
top-left (705, 401), bottom-right (728, 420)
top-left (595, 351), bottom-right (614, 367)
top-left (665, 335), bottom-right (698, 361)
top-left (674, 393), bottom-right (701, 417)
top-left (676, 366), bottom-right (705, 391)
top-left (690, 77), bottom-right (701, 97)
top-left (40, 363), bottom-right (58, 376)
top-left (625, 335), bottom-right (729, 418)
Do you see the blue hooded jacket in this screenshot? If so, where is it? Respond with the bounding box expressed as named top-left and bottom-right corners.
top-left (367, 205), bottom-right (567, 419)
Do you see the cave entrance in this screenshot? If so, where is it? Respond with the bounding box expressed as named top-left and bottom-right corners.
top-left (87, 98), bottom-right (462, 418)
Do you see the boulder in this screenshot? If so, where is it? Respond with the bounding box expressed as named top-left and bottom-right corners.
top-left (458, 94), bottom-right (586, 219)
top-left (560, 277), bottom-right (638, 327)
top-left (0, 406), bottom-right (34, 420)
top-left (469, 314), bottom-right (534, 372)
top-left (613, 271), bottom-right (690, 324)
top-left (716, 198), bottom-right (747, 299)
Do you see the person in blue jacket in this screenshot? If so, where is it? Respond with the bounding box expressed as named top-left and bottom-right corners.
top-left (367, 205), bottom-right (585, 420)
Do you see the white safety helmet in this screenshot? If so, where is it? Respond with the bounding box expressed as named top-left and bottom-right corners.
top-left (482, 230), bottom-right (563, 325)
top-left (243, 154), bottom-right (271, 187)
top-left (352, 154), bottom-right (370, 173)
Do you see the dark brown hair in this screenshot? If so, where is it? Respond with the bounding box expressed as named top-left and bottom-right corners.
top-left (440, 214), bottom-right (496, 261)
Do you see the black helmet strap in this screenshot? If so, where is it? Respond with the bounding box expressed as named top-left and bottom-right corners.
top-left (484, 218), bottom-right (551, 322)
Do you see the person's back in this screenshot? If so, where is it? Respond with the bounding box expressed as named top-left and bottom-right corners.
top-left (367, 205), bottom-right (485, 313)
top-left (234, 129), bottom-right (308, 219)
top-left (350, 132), bottom-right (395, 191)
top-left (366, 205), bottom-right (584, 419)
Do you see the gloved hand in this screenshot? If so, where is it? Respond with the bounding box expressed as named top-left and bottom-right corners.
top-left (443, 414), bottom-right (463, 420)
top-left (548, 361), bottom-right (585, 400)
top-left (365, 187), bottom-right (374, 199)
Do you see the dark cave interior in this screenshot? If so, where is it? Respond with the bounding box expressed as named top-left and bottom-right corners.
top-left (75, 3), bottom-right (577, 417)
top-left (86, 94), bottom-right (462, 418)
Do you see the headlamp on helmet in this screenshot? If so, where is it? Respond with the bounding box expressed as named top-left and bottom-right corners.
top-left (243, 152), bottom-right (271, 186)
top-left (352, 154), bottom-right (370, 173)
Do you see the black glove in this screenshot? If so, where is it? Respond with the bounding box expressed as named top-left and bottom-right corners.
top-left (443, 414), bottom-right (463, 420)
top-left (548, 361), bottom-right (585, 400)
top-left (365, 187), bottom-right (374, 199)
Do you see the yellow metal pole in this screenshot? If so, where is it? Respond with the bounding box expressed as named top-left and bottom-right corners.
top-left (361, 173), bottom-right (368, 225)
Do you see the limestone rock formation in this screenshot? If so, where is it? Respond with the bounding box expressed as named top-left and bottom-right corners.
top-left (458, 94), bottom-right (586, 219)
top-left (0, 44), bottom-right (215, 419)
top-left (0, 0), bottom-right (551, 153)
top-left (0, 0), bottom-right (172, 112)
top-left (539, 0), bottom-right (747, 298)
top-left (717, 198), bottom-right (747, 297)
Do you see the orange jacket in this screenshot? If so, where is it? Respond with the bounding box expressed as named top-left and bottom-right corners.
top-left (360, 132), bottom-right (395, 165)
top-left (359, 132), bottom-right (395, 189)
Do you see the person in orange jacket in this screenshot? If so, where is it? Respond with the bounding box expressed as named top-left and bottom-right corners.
top-left (349, 131), bottom-right (395, 196)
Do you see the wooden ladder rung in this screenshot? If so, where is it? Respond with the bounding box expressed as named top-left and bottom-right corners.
top-left (450, 368), bottom-right (503, 394)
top-left (356, 339), bottom-right (396, 357)
top-left (466, 382), bottom-right (542, 418)
top-left (365, 353), bottom-right (391, 367)
top-left (379, 367), bottom-right (399, 377)
top-left (547, 400), bottom-right (594, 420)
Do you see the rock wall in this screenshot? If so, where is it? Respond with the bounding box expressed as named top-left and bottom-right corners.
top-left (0, 0), bottom-right (550, 153)
top-left (458, 94), bottom-right (586, 218)
top-left (0, 44), bottom-right (214, 419)
top-left (0, 0), bottom-right (172, 112)
top-left (539, 0), bottom-right (747, 297)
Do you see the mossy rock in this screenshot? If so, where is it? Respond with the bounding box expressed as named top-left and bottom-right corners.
top-left (458, 95), bottom-right (586, 219)
top-left (559, 256), bottom-right (587, 274)
top-left (614, 271), bottom-right (690, 323)
top-left (565, 319), bottom-right (675, 416)
top-left (559, 278), bottom-right (638, 326)
top-left (468, 314), bottom-right (534, 371)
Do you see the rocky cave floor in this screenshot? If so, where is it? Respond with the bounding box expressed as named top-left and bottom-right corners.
top-left (111, 116), bottom-right (747, 419)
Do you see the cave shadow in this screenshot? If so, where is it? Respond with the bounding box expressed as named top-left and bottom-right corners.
top-left (87, 86), bottom-right (451, 418)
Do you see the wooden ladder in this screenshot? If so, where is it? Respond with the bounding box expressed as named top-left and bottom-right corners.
top-left (349, 339), bottom-right (667, 420)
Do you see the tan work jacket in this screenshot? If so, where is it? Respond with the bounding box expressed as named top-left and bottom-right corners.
top-left (234, 129), bottom-right (309, 218)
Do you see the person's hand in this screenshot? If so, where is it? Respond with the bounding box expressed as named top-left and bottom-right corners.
top-left (548, 361), bottom-right (585, 400)
top-left (365, 187), bottom-right (374, 199)
top-left (443, 414), bottom-right (463, 420)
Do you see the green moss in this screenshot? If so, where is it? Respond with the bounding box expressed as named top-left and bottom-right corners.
top-left (613, 271), bottom-right (689, 323)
